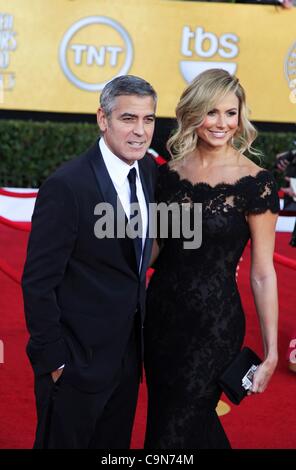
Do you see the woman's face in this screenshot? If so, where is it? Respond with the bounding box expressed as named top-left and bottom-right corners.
top-left (196, 92), bottom-right (239, 149)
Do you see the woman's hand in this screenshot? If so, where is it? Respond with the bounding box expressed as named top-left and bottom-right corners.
top-left (247, 356), bottom-right (278, 395)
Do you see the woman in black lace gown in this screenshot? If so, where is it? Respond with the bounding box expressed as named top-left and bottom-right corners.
top-left (144, 69), bottom-right (279, 449)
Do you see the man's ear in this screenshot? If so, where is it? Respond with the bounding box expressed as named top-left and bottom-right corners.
top-left (97, 107), bottom-right (107, 132)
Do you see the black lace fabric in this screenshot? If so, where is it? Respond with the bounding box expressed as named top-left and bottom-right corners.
top-left (144, 165), bottom-right (279, 449)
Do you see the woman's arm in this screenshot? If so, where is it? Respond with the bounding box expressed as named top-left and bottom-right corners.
top-left (248, 210), bottom-right (279, 393)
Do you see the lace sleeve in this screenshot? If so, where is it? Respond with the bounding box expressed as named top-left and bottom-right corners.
top-left (246, 170), bottom-right (280, 215)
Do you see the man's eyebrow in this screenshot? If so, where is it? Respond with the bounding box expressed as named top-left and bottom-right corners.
top-left (120, 112), bottom-right (156, 118)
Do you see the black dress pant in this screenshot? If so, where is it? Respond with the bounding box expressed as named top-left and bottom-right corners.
top-left (33, 327), bottom-right (140, 449)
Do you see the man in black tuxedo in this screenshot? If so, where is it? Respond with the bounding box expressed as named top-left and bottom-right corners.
top-left (22, 75), bottom-right (158, 448)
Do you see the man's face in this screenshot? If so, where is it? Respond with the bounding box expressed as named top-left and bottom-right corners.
top-left (97, 94), bottom-right (156, 165)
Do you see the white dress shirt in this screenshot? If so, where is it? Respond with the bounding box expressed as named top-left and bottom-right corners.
top-left (99, 138), bottom-right (148, 263)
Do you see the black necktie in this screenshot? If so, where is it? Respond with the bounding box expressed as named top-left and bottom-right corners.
top-left (127, 168), bottom-right (142, 271)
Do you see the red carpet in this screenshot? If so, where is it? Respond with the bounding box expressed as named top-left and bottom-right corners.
top-left (0, 223), bottom-right (295, 449)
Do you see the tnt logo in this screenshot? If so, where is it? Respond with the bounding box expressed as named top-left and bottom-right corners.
top-left (180, 26), bottom-right (239, 83)
top-left (59, 16), bottom-right (133, 92)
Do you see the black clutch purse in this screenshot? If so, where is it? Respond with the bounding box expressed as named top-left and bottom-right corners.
top-left (218, 347), bottom-right (262, 405)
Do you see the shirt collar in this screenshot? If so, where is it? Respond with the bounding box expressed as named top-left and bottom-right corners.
top-left (99, 138), bottom-right (140, 187)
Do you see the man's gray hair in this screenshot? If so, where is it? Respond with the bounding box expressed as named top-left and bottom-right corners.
top-left (100, 75), bottom-right (157, 116)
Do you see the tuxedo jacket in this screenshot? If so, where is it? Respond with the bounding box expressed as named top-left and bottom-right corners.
top-left (22, 142), bottom-right (158, 392)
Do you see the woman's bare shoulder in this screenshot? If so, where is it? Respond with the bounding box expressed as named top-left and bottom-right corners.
top-left (237, 155), bottom-right (264, 178)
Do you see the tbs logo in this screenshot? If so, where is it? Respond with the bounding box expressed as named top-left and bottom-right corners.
top-left (180, 26), bottom-right (239, 82)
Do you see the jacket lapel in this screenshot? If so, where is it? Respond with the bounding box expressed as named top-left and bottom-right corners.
top-left (88, 143), bottom-right (137, 275)
top-left (138, 158), bottom-right (154, 282)
top-left (88, 142), bottom-right (154, 280)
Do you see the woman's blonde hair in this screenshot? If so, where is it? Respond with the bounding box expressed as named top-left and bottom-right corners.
top-left (167, 68), bottom-right (260, 163)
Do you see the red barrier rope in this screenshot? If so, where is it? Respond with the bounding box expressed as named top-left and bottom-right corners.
top-left (279, 210), bottom-right (296, 217)
top-left (0, 182), bottom-right (295, 286)
top-left (155, 155), bottom-right (167, 165)
top-left (0, 216), bottom-right (31, 232)
top-left (0, 219), bottom-right (295, 270)
top-left (0, 188), bottom-right (38, 198)
top-left (273, 252), bottom-right (296, 270)
top-left (0, 246), bottom-right (295, 289)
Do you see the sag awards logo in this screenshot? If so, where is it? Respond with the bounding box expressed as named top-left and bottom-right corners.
top-left (0, 12), bottom-right (17, 103)
top-left (59, 16), bottom-right (133, 92)
top-left (284, 41), bottom-right (296, 104)
top-left (179, 26), bottom-right (239, 83)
